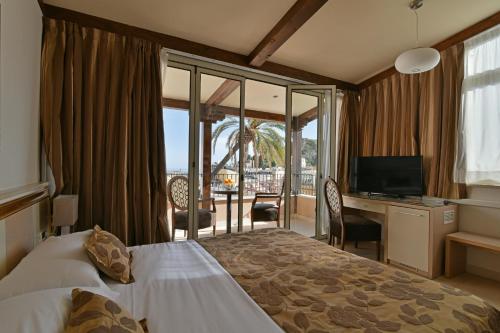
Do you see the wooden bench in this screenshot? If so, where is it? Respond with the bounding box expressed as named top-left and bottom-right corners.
top-left (445, 232), bottom-right (500, 278)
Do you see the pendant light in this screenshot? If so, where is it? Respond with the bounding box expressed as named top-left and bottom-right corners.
top-left (395, 0), bottom-right (440, 74)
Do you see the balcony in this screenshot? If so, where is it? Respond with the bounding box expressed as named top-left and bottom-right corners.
top-left (167, 172), bottom-right (316, 240)
top-left (163, 73), bottom-right (322, 241)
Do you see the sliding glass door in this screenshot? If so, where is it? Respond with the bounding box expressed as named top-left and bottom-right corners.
top-left (163, 63), bottom-right (246, 241)
top-left (194, 69), bottom-right (245, 239)
top-left (285, 85), bottom-right (336, 239)
top-left (164, 54), bottom-right (335, 241)
top-left (162, 61), bottom-right (195, 241)
top-left (244, 79), bottom-right (287, 231)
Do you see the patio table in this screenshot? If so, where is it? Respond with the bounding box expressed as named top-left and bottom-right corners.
top-left (213, 189), bottom-right (238, 233)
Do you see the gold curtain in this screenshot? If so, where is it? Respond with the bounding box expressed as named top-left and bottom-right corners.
top-left (40, 18), bottom-right (170, 244)
top-left (339, 44), bottom-right (465, 199)
top-left (337, 91), bottom-right (360, 193)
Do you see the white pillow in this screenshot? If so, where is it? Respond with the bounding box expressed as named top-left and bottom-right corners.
top-left (0, 259), bottom-right (113, 301)
top-left (23, 230), bottom-right (93, 265)
top-left (0, 287), bottom-right (118, 333)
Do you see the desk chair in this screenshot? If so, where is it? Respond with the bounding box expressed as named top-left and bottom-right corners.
top-left (324, 177), bottom-right (381, 261)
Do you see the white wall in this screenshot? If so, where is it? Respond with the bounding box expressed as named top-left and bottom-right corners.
top-left (459, 186), bottom-right (500, 281)
top-left (0, 0), bottom-right (42, 190)
top-left (0, 0), bottom-right (42, 277)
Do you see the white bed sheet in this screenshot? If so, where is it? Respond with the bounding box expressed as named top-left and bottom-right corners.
top-left (106, 240), bottom-right (283, 333)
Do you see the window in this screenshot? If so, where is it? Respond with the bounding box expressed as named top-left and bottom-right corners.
top-left (454, 24), bottom-right (500, 186)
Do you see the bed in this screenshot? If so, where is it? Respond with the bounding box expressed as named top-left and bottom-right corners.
top-left (0, 228), bottom-right (498, 333)
top-left (198, 228), bottom-right (500, 332)
top-left (107, 239), bottom-right (282, 333)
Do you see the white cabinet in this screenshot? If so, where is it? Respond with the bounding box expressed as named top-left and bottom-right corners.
top-left (387, 206), bottom-right (429, 272)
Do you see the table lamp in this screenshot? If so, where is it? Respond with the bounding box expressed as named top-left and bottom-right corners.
top-left (52, 195), bottom-right (78, 235)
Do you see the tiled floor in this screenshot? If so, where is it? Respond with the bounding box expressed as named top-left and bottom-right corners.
top-left (174, 218), bottom-right (279, 240)
top-left (290, 215), bottom-right (316, 237)
top-left (437, 273), bottom-right (500, 309)
top-left (342, 240), bottom-right (500, 309)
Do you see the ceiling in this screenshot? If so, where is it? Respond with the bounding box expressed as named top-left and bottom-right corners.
top-left (45, 0), bottom-right (500, 84)
top-left (44, 0), bottom-right (295, 55)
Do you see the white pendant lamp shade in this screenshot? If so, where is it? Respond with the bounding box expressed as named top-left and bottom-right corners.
top-left (395, 0), bottom-right (440, 74)
top-left (395, 47), bottom-right (440, 74)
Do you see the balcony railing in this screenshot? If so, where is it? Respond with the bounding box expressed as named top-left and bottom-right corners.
top-left (166, 172), bottom-right (316, 197)
top-left (295, 173), bottom-right (315, 196)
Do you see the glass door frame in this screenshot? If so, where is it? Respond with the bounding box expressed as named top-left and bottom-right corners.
top-left (166, 61), bottom-right (246, 240)
top-left (164, 60), bottom-right (197, 240)
top-left (166, 52), bottom-right (337, 240)
top-left (192, 67), bottom-right (246, 239)
top-left (285, 85), bottom-right (337, 239)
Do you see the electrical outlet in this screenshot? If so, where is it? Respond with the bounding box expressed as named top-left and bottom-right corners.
top-left (443, 210), bottom-right (455, 224)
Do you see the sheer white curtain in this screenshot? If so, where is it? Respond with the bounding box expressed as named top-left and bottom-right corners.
top-left (319, 93), bottom-right (331, 236)
top-left (454, 25), bottom-right (500, 185)
top-left (160, 49), bottom-right (169, 98)
top-left (319, 91), bottom-right (339, 236)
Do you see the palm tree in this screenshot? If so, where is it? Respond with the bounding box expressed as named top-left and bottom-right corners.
top-left (211, 118), bottom-right (285, 177)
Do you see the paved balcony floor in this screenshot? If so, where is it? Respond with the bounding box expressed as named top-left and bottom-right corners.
top-left (172, 214), bottom-right (315, 240)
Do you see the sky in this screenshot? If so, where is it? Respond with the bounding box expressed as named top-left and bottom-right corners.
top-left (163, 109), bottom-right (189, 171)
top-left (163, 108), bottom-right (317, 172)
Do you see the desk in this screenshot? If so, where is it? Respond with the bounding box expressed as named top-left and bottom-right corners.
top-left (213, 190), bottom-right (238, 234)
top-left (342, 193), bottom-right (458, 279)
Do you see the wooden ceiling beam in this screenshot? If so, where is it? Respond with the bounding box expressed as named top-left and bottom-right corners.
top-left (162, 98), bottom-right (285, 122)
top-left (162, 98), bottom-right (190, 110)
top-left (297, 106), bottom-right (318, 122)
top-left (248, 0), bottom-right (328, 67)
top-left (40, 4), bottom-right (357, 91)
top-left (359, 10), bottom-right (500, 89)
top-left (214, 105), bottom-right (285, 123)
top-left (205, 80), bottom-right (240, 106)
top-left (294, 106), bottom-right (318, 130)
top-left (203, 78), bottom-right (240, 123)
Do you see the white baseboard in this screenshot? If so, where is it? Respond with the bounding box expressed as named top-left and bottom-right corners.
top-left (467, 264), bottom-right (500, 282)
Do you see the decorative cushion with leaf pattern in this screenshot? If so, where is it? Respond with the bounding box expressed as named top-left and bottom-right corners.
top-left (65, 288), bottom-right (147, 333)
top-left (85, 225), bottom-right (132, 283)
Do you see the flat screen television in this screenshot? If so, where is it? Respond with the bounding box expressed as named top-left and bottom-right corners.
top-left (350, 156), bottom-right (424, 197)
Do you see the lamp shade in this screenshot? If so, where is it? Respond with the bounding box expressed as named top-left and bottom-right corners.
top-left (52, 195), bottom-right (78, 227)
top-left (395, 47), bottom-right (440, 74)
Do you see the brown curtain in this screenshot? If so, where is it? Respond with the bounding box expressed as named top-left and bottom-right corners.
top-left (339, 44), bottom-right (465, 199)
top-left (337, 91), bottom-right (360, 193)
top-left (40, 18), bottom-right (170, 245)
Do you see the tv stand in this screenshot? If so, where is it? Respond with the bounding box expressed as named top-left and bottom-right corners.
top-left (342, 193), bottom-right (458, 279)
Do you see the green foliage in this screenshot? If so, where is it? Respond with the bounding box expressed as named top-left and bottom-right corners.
top-left (301, 138), bottom-right (317, 167)
top-left (212, 118), bottom-right (285, 169)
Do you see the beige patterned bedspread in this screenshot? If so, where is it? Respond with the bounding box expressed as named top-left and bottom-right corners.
top-left (198, 228), bottom-right (500, 333)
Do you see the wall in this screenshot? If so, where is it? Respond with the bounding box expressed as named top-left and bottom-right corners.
top-left (295, 194), bottom-right (316, 219)
top-left (0, 0), bottom-right (43, 277)
top-left (0, 0), bottom-right (41, 189)
top-left (458, 186), bottom-right (500, 281)
top-left (0, 202), bottom-right (44, 277)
